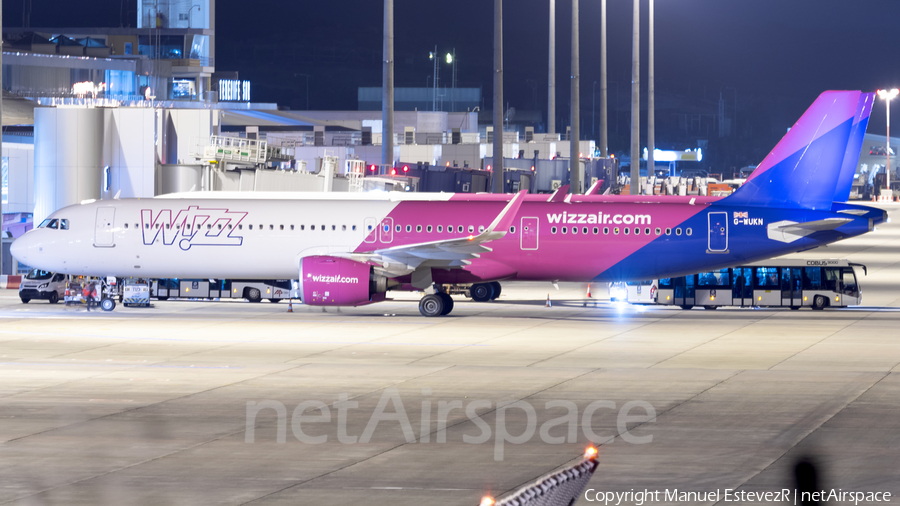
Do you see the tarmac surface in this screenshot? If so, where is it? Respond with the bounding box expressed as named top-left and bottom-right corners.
top-left (1, 205), bottom-right (900, 505)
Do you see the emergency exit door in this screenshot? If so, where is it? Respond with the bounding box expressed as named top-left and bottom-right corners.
top-left (520, 217), bottom-right (539, 250)
top-left (707, 212), bottom-right (728, 252)
top-left (94, 207), bottom-right (116, 247)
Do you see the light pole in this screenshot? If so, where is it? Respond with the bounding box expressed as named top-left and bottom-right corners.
top-left (592, 80), bottom-right (597, 139)
top-left (877, 88), bottom-right (899, 193)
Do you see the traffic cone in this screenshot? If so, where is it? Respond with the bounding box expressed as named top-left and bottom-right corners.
top-left (586, 284), bottom-right (592, 298)
top-left (287, 299), bottom-right (293, 313)
top-left (546, 294), bottom-right (552, 307)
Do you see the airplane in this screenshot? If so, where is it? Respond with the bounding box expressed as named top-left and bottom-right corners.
top-left (11, 90), bottom-right (888, 317)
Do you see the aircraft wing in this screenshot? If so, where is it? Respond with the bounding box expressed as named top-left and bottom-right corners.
top-left (349, 190), bottom-right (528, 277)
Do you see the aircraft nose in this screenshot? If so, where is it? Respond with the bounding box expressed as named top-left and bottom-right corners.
top-left (10, 235), bottom-right (28, 263)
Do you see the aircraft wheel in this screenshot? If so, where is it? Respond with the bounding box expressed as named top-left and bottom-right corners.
top-left (419, 294), bottom-right (444, 317)
top-left (470, 283), bottom-right (494, 302)
top-left (438, 292), bottom-right (454, 315)
top-left (812, 295), bottom-right (828, 310)
top-left (680, 305), bottom-right (694, 310)
top-left (100, 298), bottom-right (116, 312)
top-left (490, 282), bottom-right (502, 300)
top-left (48, 292), bottom-right (60, 304)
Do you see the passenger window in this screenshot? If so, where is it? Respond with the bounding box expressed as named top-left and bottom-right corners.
top-left (426, 225), bottom-right (432, 232)
top-left (249, 225), bottom-right (254, 230)
top-left (562, 227), bottom-right (567, 233)
top-left (438, 225), bottom-right (443, 233)
top-left (368, 225), bottom-right (373, 231)
top-left (624, 227), bottom-right (630, 235)
top-left (300, 225), bottom-right (305, 230)
top-left (260, 224), bottom-right (264, 230)
top-left (290, 225), bottom-right (294, 230)
top-left (479, 226), bottom-right (485, 233)
top-left (447, 225), bottom-right (453, 233)
top-left (468, 225), bottom-right (474, 233)
top-left (614, 227), bottom-right (619, 235)
top-left (665, 228), bottom-right (672, 235)
top-left (416, 225), bottom-right (422, 232)
top-left (510, 226), bottom-right (516, 233)
top-left (458, 226), bottom-right (463, 233)
top-left (220, 224), bottom-right (224, 230)
top-left (238, 224), bottom-right (243, 230)
top-left (145, 224), bottom-right (150, 229)
top-left (279, 225), bottom-right (284, 230)
top-left (320, 225), bottom-right (325, 231)
top-left (342, 225), bottom-right (347, 231)
top-left (645, 228), bottom-right (651, 235)
top-left (207, 224), bottom-right (212, 230)
top-left (583, 227), bottom-right (588, 234)
top-left (603, 227), bottom-right (609, 234)
top-left (593, 227), bottom-right (598, 234)
top-left (352, 225), bottom-right (357, 231)
top-left (655, 228), bottom-right (661, 235)
top-left (572, 227), bottom-right (578, 235)
top-left (405, 225), bottom-right (411, 232)
top-left (675, 228), bottom-right (682, 236)
top-left (332, 225), bottom-right (336, 231)
top-left (634, 227), bottom-right (639, 235)
top-left (686, 228), bottom-right (692, 236)
top-left (124, 223), bottom-right (129, 229)
top-left (551, 226), bottom-right (557, 234)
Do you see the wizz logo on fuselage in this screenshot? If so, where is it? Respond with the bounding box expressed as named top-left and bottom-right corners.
top-left (141, 206), bottom-right (247, 250)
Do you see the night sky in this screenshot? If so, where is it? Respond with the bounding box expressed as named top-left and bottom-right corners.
top-left (6, 0), bottom-right (900, 136)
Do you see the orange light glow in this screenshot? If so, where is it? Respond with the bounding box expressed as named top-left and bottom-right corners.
top-left (480, 497), bottom-right (495, 506)
top-left (585, 446), bottom-right (599, 459)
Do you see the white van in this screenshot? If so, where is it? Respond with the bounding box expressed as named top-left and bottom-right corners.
top-left (19, 269), bottom-right (67, 304)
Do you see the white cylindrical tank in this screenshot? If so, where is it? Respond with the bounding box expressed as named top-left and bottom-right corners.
top-left (34, 108), bottom-right (104, 223)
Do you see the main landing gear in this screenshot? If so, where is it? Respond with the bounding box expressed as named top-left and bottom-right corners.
top-left (470, 282), bottom-right (502, 302)
top-left (419, 292), bottom-right (454, 317)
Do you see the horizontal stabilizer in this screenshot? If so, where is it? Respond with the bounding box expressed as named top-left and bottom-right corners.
top-left (767, 218), bottom-right (852, 243)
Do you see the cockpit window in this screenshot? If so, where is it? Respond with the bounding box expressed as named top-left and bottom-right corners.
top-left (59, 219), bottom-right (69, 230)
top-left (37, 218), bottom-right (69, 230)
top-left (39, 219), bottom-right (52, 228)
top-left (26, 269), bottom-right (53, 280)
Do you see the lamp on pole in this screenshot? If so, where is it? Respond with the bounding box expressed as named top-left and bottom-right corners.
top-left (877, 88), bottom-right (899, 193)
top-left (592, 80), bottom-right (597, 139)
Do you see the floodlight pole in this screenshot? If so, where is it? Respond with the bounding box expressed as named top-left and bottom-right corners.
top-left (1, 0), bottom-right (5, 276)
top-left (629, 0), bottom-right (640, 195)
top-left (548, 0), bottom-right (555, 134)
top-left (382, 0), bottom-right (394, 169)
top-left (569, 0), bottom-right (580, 194)
top-left (887, 96), bottom-right (892, 191)
top-left (492, 0), bottom-right (504, 193)
top-left (599, 0), bottom-right (608, 158)
top-left (647, 0), bottom-right (655, 190)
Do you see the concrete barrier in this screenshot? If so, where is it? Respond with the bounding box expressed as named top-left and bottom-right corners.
top-left (0, 276), bottom-right (22, 290)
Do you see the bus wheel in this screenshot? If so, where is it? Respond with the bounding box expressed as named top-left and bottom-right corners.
top-left (703, 305), bottom-right (717, 310)
top-left (812, 295), bottom-right (828, 310)
top-left (268, 299), bottom-right (280, 303)
top-left (680, 305), bottom-right (694, 310)
top-left (470, 283), bottom-right (494, 302)
top-left (790, 306), bottom-right (800, 310)
top-left (245, 288), bottom-right (262, 303)
top-left (156, 296), bottom-right (169, 301)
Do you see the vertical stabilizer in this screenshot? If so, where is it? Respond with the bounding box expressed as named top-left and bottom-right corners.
top-left (833, 92), bottom-right (874, 202)
top-left (722, 91), bottom-right (861, 210)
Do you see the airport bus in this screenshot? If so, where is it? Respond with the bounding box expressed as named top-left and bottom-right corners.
top-left (151, 279), bottom-right (297, 302)
top-left (654, 259), bottom-right (864, 310)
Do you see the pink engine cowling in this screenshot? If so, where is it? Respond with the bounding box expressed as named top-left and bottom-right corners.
top-left (299, 256), bottom-right (374, 306)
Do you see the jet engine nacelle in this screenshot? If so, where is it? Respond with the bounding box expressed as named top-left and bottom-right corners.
top-left (299, 256), bottom-right (386, 306)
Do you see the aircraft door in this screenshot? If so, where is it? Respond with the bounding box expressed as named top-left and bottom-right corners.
top-left (781, 267), bottom-right (802, 306)
top-left (520, 217), bottom-right (539, 250)
top-left (379, 217), bottom-right (394, 244)
top-left (94, 207), bottom-right (116, 247)
top-left (364, 217), bottom-right (377, 244)
top-left (707, 212), bottom-right (728, 252)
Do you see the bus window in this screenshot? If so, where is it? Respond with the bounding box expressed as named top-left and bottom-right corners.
top-left (824, 268), bottom-right (840, 291)
top-left (685, 274), bottom-right (696, 298)
top-left (732, 268), bottom-right (752, 299)
top-left (841, 267), bottom-right (859, 297)
top-left (659, 278), bottom-right (673, 288)
top-left (803, 267), bottom-right (823, 290)
top-left (755, 267), bottom-right (779, 288)
top-left (698, 268), bottom-right (730, 287)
